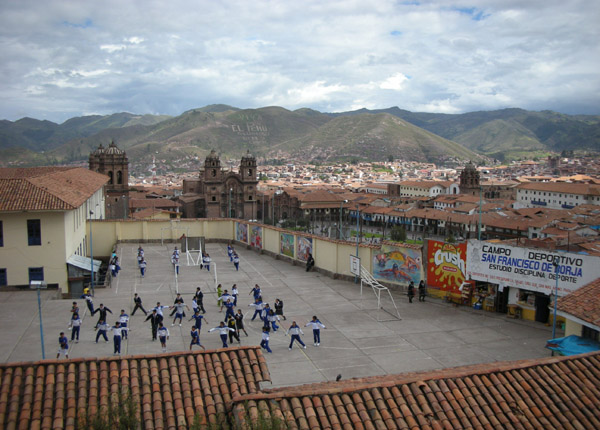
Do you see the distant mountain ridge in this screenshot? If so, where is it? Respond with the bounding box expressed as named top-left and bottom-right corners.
top-left (0, 105), bottom-right (597, 167)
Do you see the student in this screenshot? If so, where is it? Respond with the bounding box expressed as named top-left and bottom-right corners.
top-left (306, 253), bottom-right (315, 272)
top-left (57, 332), bottom-right (69, 359)
top-left (418, 280), bottom-right (426, 302)
top-left (171, 247), bottom-right (180, 269)
top-left (274, 298), bottom-right (286, 320)
top-left (227, 316), bottom-right (241, 344)
top-left (249, 284), bottom-right (262, 301)
top-left (227, 244), bottom-right (234, 262)
top-left (261, 304), bottom-right (271, 328)
top-left (70, 301), bottom-right (80, 315)
top-left (119, 310), bottom-right (130, 340)
top-left (194, 287), bottom-right (206, 313)
top-left (266, 309), bottom-right (281, 332)
top-left (93, 304), bottom-right (113, 329)
top-left (286, 321), bottom-right (307, 350)
top-left (231, 284), bottom-right (239, 306)
top-left (234, 309), bottom-right (248, 337)
top-left (233, 253), bottom-right (240, 271)
top-left (216, 284), bottom-right (223, 307)
top-left (152, 302), bottom-right (169, 321)
top-left (208, 322), bottom-right (235, 348)
top-left (248, 298), bottom-right (264, 322)
top-left (69, 312), bottom-right (82, 343)
top-left (145, 310), bottom-right (161, 341)
top-left (131, 293), bottom-right (147, 316)
top-left (305, 316), bottom-right (326, 346)
top-left (222, 299), bottom-right (235, 322)
top-left (95, 320), bottom-right (110, 343)
top-left (189, 309), bottom-right (206, 332)
top-left (189, 326), bottom-right (205, 351)
top-left (139, 258), bottom-right (147, 278)
top-left (260, 326), bottom-right (273, 353)
top-left (137, 246), bottom-right (144, 265)
top-left (407, 281), bottom-right (415, 303)
top-left (218, 290), bottom-right (233, 312)
top-left (111, 321), bottom-right (124, 355)
top-left (157, 322), bottom-right (170, 352)
top-left (169, 293), bottom-right (185, 317)
top-left (171, 300), bottom-right (189, 326)
top-left (203, 253), bottom-right (211, 271)
top-left (83, 293), bottom-right (94, 314)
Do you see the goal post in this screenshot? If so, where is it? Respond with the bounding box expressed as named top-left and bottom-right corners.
top-left (358, 263), bottom-right (402, 322)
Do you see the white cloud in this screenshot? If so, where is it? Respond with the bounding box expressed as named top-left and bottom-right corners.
top-left (0, 0), bottom-right (597, 122)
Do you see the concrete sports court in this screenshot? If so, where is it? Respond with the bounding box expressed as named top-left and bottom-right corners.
top-left (0, 243), bottom-right (556, 388)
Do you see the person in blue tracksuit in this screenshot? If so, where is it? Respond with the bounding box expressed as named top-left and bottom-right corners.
top-left (227, 245), bottom-right (234, 262)
top-left (189, 326), bottom-right (205, 351)
top-left (222, 299), bottom-right (235, 322)
top-left (208, 322), bottom-right (235, 348)
top-left (119, 310), bottom-right (129, 340)
top-left (231, 285), bottom-right (239, 306)
top-left (248, 298), bottom-right (264, 322)
top-left (305, 316), bottom-right (326, 346)
top-left (96, 320), bottom-right (109, 343)
top-left (266, 309), bottom-right (280, 332)
top-left (202, 253), bottom-right (211, 271)
top-left (111, 321), bottom-right (124, 355)
top-left (189, 309), bottom-right (206, 332)
top-left (249, 284), bottom-right (262, 301)
top-left (286, 321), bottom-right (306, 350)
top-left (157, 322), bottom-right (170, 352)
top-left (260, 326), bottom-right (272, 353)
top-left (233, 253), bottom-right (240, 271)
top-left (69, 312), bottom-right (82, 343)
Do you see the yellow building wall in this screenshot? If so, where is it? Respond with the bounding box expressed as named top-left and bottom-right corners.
top-left (565, 320), bottom-right (582, 337)
top-left (0, 212), bottom-right (68, 288)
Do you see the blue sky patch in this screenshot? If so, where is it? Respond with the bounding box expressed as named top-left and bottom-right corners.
top-left (63, 18), bottom-right (93, 29)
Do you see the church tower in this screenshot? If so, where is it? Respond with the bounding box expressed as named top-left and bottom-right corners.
top-left (240, 150), bottom-right (259, 220)
top-left (89, 141), bottom-right (129, 218)
top-left (202, 150), bottom-right (223, 218)
top-left (459, 161), bottom-right (480, 196)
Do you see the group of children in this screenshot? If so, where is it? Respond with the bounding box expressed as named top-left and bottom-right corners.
top-left (57, 245), bottom-right (329, 358)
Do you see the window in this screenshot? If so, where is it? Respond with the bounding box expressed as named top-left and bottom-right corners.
top-left (27, 220), bottom-right (41, 246)
top-left (28, 267), bottom-right (44, 282)
top-left (0, 220), bottom-right (3, 247)
top-left (212, 196), bottom-right (216, 202)
top-left (582, 325), bottom-right (599, 342)
top-left (249, 195), bottom-right (253, 200)
top-left (0, 269), bottom-right (6, 286)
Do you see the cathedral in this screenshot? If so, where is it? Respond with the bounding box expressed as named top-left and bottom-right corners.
top-left (179, 150), bottom-right (259, 219)
top-left (459, 161), bottom-right (480, 196)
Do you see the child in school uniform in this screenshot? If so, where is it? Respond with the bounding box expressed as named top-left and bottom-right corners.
top-left (260, 326), bottom-right (273, 353)
top-left (189, 326), bottom-right (205, 351)
top-left (57, 332), bottom-right (69, 359)
top-left (69, 312), bottom-right (82, 343)
top-left (286, 321), bottom-right (307, 350)
top-left (157, 322), bottom-right (170, 352)
top-left (208, 322), bottom-right (235, 348)
top-left (111, 321), bottom-right (124, 355)
top-left (305, 316), bottom-right (327, 346)
top-left (119, 310), bottom-right (129, 340)
top-left (96, 320), bottom-right (110, 343)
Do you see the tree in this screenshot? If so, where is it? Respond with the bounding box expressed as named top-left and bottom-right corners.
top-left (390, 226), bottom-right (406, 242)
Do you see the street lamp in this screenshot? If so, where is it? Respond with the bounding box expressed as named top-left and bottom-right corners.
top-left (478, 185), bottom-right (482, 240)
top-left (30, 280), bottom-right (47, 359)
top-left (355, 204), bottom-right (360, 283)
top-left (339, 199), bottom-right (348, 240)
top-left (552, 257), bottom-right (560, 339)
top-left (229, 188), bottom-right (233, 218)
top-left (89, 209), bottom-right (95, 296)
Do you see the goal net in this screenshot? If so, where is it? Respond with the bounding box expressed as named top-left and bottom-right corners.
top-left (359, 265), bottom-right (402, 322)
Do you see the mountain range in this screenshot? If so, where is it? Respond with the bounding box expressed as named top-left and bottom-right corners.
top-left (0, 105), bottom-right (598, 167)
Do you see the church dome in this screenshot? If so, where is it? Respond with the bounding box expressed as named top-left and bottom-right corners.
top-left (104, 141), bottom-right (125, 155)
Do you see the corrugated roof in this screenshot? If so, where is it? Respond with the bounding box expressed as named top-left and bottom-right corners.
top-left (0, 167), bottom-right (108, 212)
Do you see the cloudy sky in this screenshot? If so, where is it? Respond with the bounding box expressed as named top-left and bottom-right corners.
top-left (1, 0), bottom-right (599, 123)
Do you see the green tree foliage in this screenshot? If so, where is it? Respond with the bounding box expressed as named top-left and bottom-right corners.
top-left (390, 226), bottom-right (406, 242)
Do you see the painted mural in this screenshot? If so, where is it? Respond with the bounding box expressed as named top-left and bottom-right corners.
top-left (280, 233), bottom-right (295, 258)
top-left (250, 225), bottom-right (262, 249)
top-left (236, 222), bottom-right (248, 243)
top-left (296, 236), bottom-right (313, 261)
top-left (373, 244), bottom-right (423, 285)
top-left (427, 240), bottom-right (467, 293)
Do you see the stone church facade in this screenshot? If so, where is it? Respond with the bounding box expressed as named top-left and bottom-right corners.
top-left (179, 150), bottom-right (258, 219)
top-left (89, 141), bottom-right (129, 219)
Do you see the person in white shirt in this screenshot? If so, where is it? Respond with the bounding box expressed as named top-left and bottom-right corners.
top-left (157, 322), bottom-right (170, 352)
top-left (260, 326), bottom-right (272, 353)
top-left (202, 253), bottom-right (212, 271)
top-left (69, 312), bottom-right (82, 343)
top-left (153, 302), bottom-right (170, 322)
top-left (208, 322), bottom-right (235, 348)
top-left (305, 316), bottom-right (326, 346)
top-left (171, 301), bottom-right (189, 326)
top-left (248, 299), bottom-right (264, 322)
top-left (95, 320), bottom-right (110, 343)
top-left (286, 321), bottom-right (307, 350)
top-left (231, 285), bottom-right (239, 306)
top-left (233, 253), bottom-right (240, 271)
top-left (119, 310), bottom-right (130, 339)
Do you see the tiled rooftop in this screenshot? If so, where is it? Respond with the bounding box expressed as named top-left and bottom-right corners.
top-left (233, 351), bottom-right (600, 430)
top-left (557, 278), bottom-right (600, 327)
top-left (0, 347), bottom-right (270, 430)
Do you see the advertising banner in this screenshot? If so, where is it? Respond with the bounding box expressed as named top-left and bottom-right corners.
top-left (373, 244), bottom-right (423, 285)
top-left (236, 223), bottom-right (248, 243)
top-left (280, 233), bottom-right (294, 258)
top-left (250, 226), bottom-right (262, 249)
top-left (426, 240), bottom-right (467, 293)
top-left (466, 240), bottom-right (600, 296)
top-left (296, 236), bottom-right (312, 261)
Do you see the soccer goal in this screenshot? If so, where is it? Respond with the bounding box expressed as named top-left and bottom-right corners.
top-left (359, 265), bottom-right (402, 322)
top-left (182, 236), bottom-right (219, 292)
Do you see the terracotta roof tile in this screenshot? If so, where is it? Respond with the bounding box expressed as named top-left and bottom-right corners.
top-left (0, 347), bottom-right (269, 430)
top-left (557, 278), bottom-right (600, 327)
